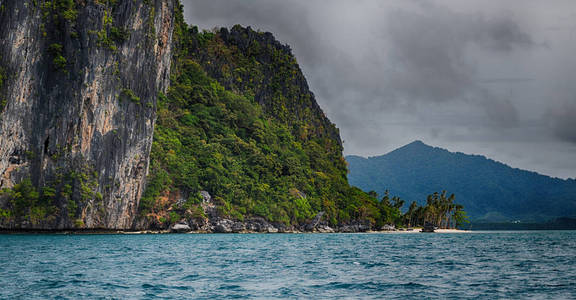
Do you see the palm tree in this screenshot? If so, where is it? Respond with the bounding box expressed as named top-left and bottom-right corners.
top-left (452, 204), bottom-right (469, 228)
top-left (420, 190), bottom-right (458, 228)
top-left (406, 201), bottom-right (418, 227)
top-left (381, 190), bottom-right (391, 207)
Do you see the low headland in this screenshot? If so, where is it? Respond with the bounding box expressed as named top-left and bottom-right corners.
top-left (1, 189), bottom-right (472, 234)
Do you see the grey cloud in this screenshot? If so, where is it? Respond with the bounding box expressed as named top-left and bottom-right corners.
top-left (477, 16), bottom-right (534, 51)
top-left (548, 100), bottom-right (576, 143)
top-left (182, 0), bottom-right (325, 68)
top-left (182, 0), bottom-right (576, 178)
top-left (384, 3), bottom-right (531, 126)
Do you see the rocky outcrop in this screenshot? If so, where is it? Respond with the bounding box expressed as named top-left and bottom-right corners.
top-left (209, 217), bottom-right (296, 233)
top-left (170, 222), bottom-right (191, 233)
top-left (176, 206), bottom-right (366, 233)
top-left (0, 0), bottom-right (176, 229)
top-left (304, 211), bottom-right (325, 231)
top-left (381, 224), bottom-right (396, 231)
top-left (338, 221), bottom-right (372, 233)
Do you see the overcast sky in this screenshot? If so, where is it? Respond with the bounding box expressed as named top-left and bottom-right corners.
top-left (182, 0), bottom-right (576, 179)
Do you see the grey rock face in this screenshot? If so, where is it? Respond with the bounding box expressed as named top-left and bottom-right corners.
top-left (338, 221), bottom-right (372, 233)
top-left (381, 224), bottom-right (396, 231)
top-left (316, 225), bottom-right (335, 233)
top-left (209, 217), bottom-right (281, 233)
top-left (304, 211), bottom-right (325, 231)
top-left (170, 222), bottom-right (191, 233)
top-left (230, 222), bottom-right (245, 233)
top-left (213, 219), bottom-right (234, 233)
top-left (199, 191), bottom-right (211, 203)
top-left (0, 0), bottom-right (176, 229)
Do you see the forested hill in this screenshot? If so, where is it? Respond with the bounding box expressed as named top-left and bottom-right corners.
top-left (347, 141), bottom-right (576, 222)
top-left (185, 25), bottom-right (342, 144)
top-left (135, 8), bottom-right (384, 230)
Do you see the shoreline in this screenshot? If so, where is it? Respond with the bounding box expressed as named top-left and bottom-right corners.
top-left (0, 228), bottom-right (472, 235)
top-left (434, 229), bottom-right (471, 233)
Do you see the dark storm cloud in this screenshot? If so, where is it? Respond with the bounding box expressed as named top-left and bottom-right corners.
top-left (183, 0), bottom-right (576, 178)
top-left (186, 0), bottom-right (533, 120)
top-left (182, 0), bottom-right (325, 67)
top-left (476, 15), bottom-right (535, 52)
top-left (384, 3), bottom-right (535, 125)
top-left (548, 99), bottom-right (576, 143)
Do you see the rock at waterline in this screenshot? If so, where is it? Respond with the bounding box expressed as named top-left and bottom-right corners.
top-left (200, 191), bottom-right (212, 203)
top-left (170, 223), bottom-right (191, 233)
top-left (381, 224), bottom-right (396, 231)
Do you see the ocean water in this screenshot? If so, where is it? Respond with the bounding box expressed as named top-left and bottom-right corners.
top-left (1, 231), bottom-right (575, 299)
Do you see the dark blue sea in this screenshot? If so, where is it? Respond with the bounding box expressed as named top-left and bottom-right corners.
top-left (1, 231), bottom-right (575, 299)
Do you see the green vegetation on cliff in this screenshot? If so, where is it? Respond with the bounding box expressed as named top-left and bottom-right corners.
top-left (0, 164), bottom-right (102, 228)
top-left (141, 8), bottom-right (384, 227)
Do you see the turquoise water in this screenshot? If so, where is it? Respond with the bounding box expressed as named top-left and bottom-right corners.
top-left (1, 231), bottom-right (575, 299)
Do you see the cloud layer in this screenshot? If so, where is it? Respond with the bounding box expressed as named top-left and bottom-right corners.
top-left (182, 0), bottom-right (576, 179)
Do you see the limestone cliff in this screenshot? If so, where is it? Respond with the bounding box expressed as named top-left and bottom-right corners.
top-left (0, 0), bottom-right (176, 229)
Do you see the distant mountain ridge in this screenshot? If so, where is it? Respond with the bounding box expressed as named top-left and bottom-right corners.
top-left (346, 141), bottom-right (576, 222)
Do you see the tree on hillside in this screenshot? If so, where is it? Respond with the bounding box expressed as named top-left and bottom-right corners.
top-left (452, 204), bottom-right (470, 227)
top-left (366, 189), bottom-right (467, 229)
top-left (397, 190), bottom-right (466, 229)
top-left (406, 201), bottom-right (418, 227)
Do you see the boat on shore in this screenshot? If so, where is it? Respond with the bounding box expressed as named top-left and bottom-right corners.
top-left (422, 222), bottom-right (437, 233)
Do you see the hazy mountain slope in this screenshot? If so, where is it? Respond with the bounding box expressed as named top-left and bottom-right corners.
top-left (347, 141), bottom-right (576, 221)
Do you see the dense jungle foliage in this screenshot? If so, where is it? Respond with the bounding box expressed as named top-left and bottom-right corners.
top-left (140, 6), bottom-right (388, 227)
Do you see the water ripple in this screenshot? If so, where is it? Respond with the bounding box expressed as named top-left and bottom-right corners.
top-left (0, 231), bottom-right (575, 298)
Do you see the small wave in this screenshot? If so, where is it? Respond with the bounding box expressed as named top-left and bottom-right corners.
top-left (142, 282), bottom-right (193, 293)
top-left (278, 287), bottom-right (295, 297)
top-left (543, 282), bottom-right (576, 288)
top-left (181, 274), bottom-right (200, 280)
top-left (399, 282), bottom-right (427, 289)
top-left (218, 284), bottom-right (242, 290)
top-left (32, 279), bottom-right (68, 289)
top-left (69, 279), bottom-right (89, 284)
top-left (171, 285), bottom-right (193, 291)
top-left (142, 283), bottom-right (166, 292)
top-left (156, 261), bottom-right (179, 267)
top-left (312, 281), bottom-right (378, 290)
top-left (101, 282), bottom-right (130, 290)
top-left (311, 281), bottom-right (428, 292)
top-left (364, 262), bottom-right (390, 269)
